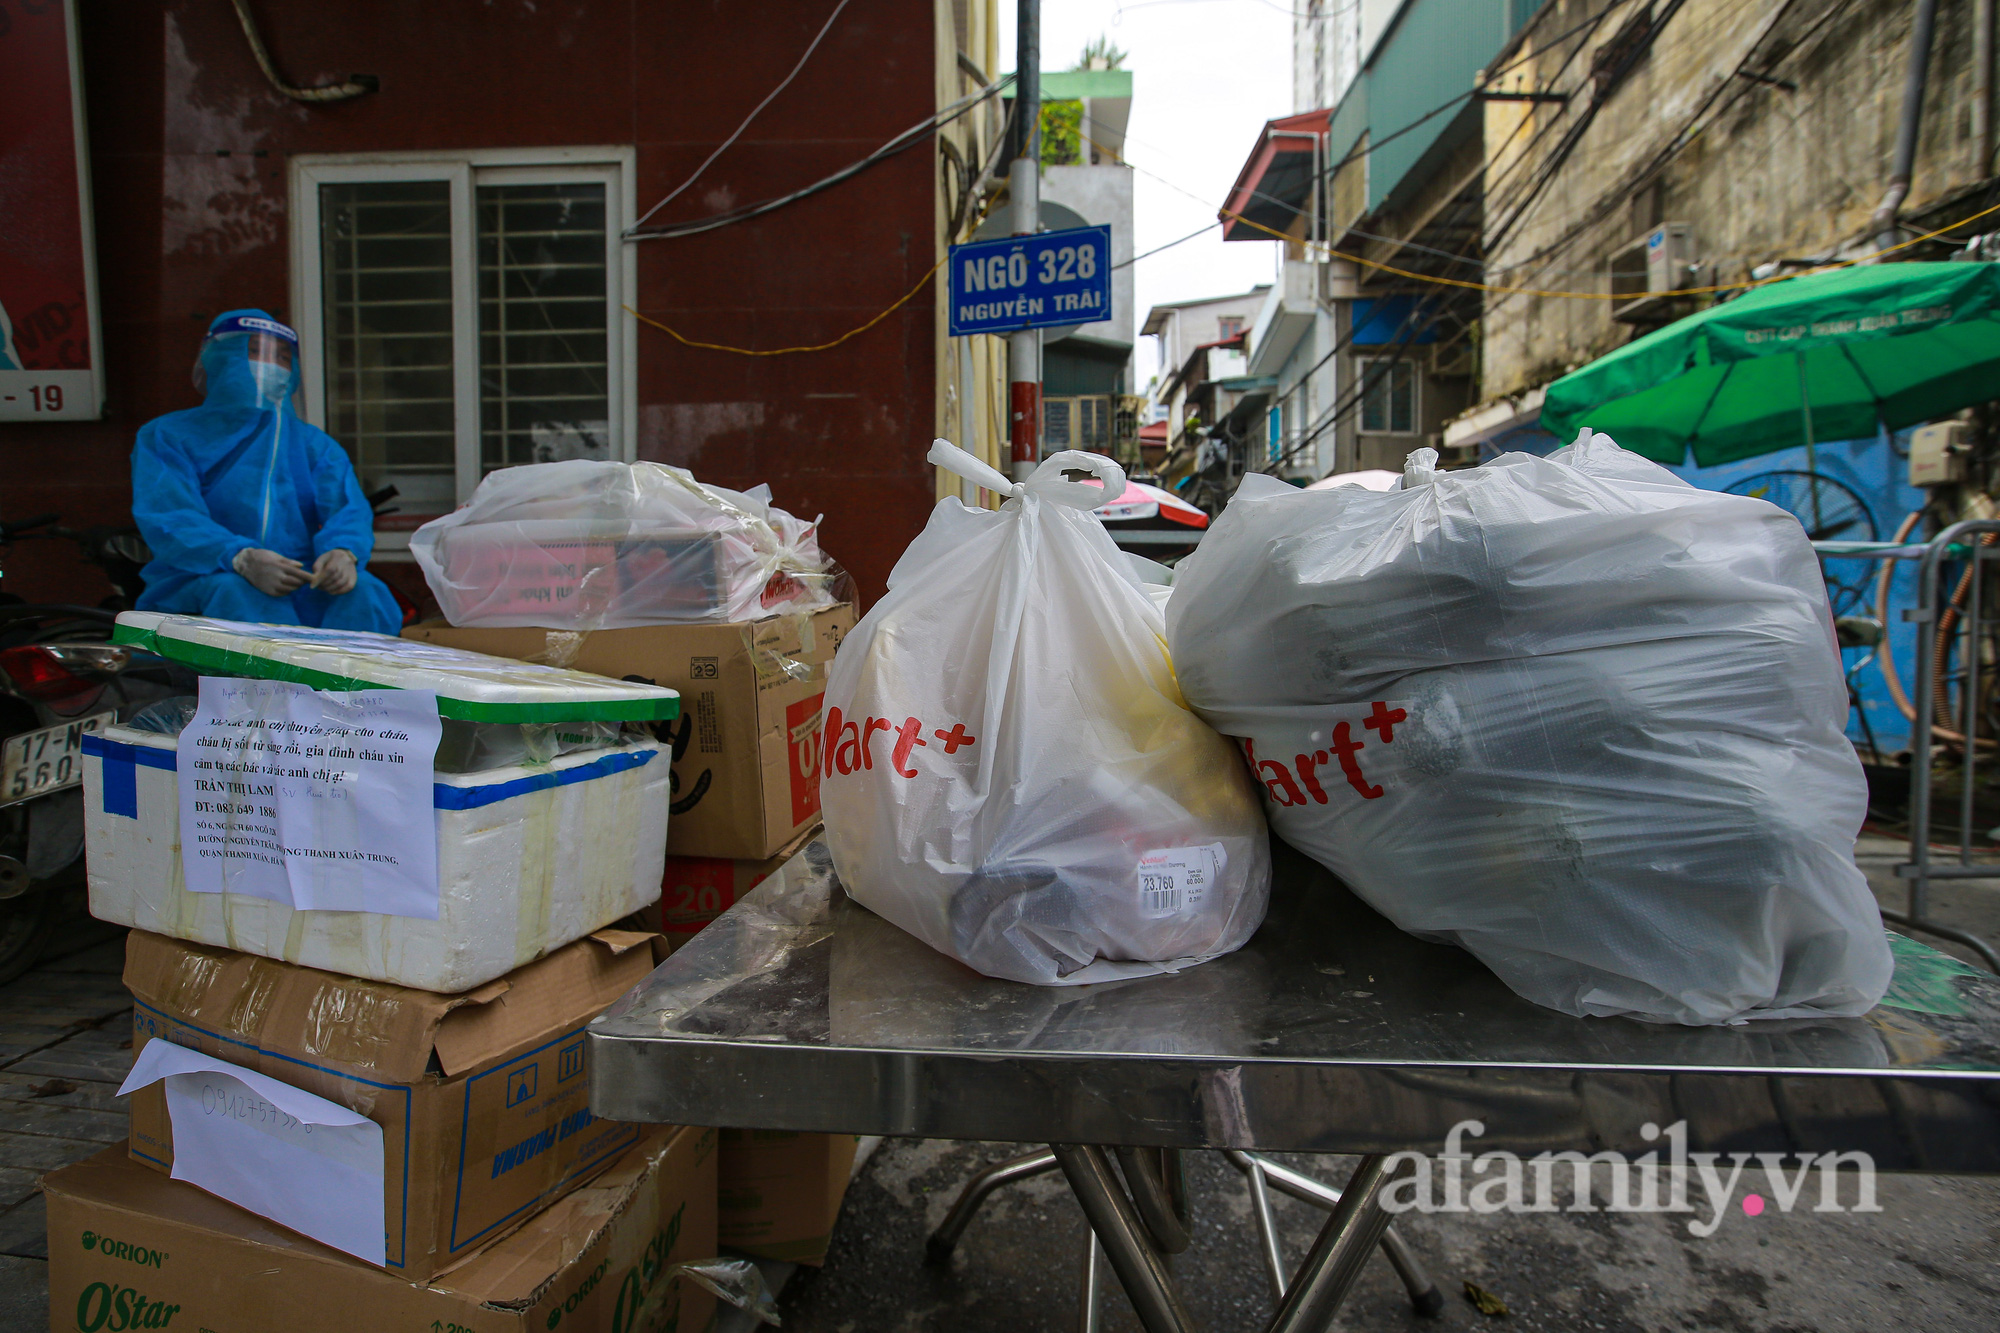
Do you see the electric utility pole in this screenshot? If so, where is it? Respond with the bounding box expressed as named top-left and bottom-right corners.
top-left (1008, 0), bottom-right (1040, 482)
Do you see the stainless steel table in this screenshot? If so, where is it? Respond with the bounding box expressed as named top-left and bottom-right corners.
top-left (590, 838), bottom-right (2000, 1330)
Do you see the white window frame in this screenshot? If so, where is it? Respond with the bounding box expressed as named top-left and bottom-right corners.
top-left (290, 146), bottom-right (637, 543)
top-left (1357, 355), bottom-right (1418, 435)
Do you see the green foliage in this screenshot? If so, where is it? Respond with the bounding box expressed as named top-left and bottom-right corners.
top-left (1039, 99), bottom-right (1083, 166)
top-left (1075, 35), bottom-right (1127, 69)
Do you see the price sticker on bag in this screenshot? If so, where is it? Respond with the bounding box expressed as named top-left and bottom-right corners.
top-left (1136, 843), bottom-right (1227, 919)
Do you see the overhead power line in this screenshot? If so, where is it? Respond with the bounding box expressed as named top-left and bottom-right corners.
top-left (1114, 222), bottom-right (1223, 270)
top-left (627, 78), bottom-right (1012, 242)
top-left (628, 0), bottom-right (855, 234)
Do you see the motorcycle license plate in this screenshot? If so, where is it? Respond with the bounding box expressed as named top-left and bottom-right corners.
top-left (1, 712), bottom-right (115, 806)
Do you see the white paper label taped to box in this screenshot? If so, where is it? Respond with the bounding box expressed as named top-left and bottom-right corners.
top-left (177, 677), bottom-right (442, 918)
top-left (119, 1039), bottom-right (386, 1265)
top-left (1136, 843), bottom-right (1226, 919)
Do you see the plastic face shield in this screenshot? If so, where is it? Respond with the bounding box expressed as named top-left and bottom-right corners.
top-left (192, 328), bottom-right (297, 395)
top-left (244, 332), bottom-right (295, 373)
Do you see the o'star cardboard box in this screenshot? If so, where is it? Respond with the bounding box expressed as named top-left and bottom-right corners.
top-left (46, 1126), bottom-right (718, 1333)
top-left (123, 927), bottom-right (661, 1281)
top-left (406, 602), bottom-right (853, 860)
top-left (640, 824), bottom-right (820, 952)
top-left (717, 1130), bottom-right (858, 1266)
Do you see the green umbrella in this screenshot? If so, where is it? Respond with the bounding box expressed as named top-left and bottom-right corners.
top-left (1540, 261), bottom-right (2000, 468)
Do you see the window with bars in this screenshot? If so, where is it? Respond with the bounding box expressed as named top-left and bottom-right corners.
top-left (321, 182), bottom-right (457, 508)
top-left (478, 184), bottom-right (610, 473)
top-left (295, 154), bottom-right (630, 529)
top-left (1043, 396), bottom-right (1116, 452)
top-left (1359, 357), bottom-right (1416, 434)
top-left (1044, 398), bottom-right (1073, 448)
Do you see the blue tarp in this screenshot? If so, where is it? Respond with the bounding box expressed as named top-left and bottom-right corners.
top-left (1480, 425), bottom-right (1924, 751)
top-left (1666, 430), bottom-right (1928, 754)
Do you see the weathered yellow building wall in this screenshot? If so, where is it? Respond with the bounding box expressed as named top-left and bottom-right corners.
top-left (936, 0), bottom-right (1009, 503)
top-left (1480, 0), bottom-right (1993, 402)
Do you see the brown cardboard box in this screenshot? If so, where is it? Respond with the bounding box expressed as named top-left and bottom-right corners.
top-left (46, 1127), bottom-right (718, 1333)
top-left (123, 927), bottom-right (661, 1281)
top-left (716, 1130), bottom-right (859, 1266)
top-left (639, 823), bottom-right (821, 952)
top-left (405, 602), bottom-right (854, 860)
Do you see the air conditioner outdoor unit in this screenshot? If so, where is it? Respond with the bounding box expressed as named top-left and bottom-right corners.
top-left (1610, 223), bottom-right (1694, 321)
top-left (1910, 420), bottom-right (1971, 487)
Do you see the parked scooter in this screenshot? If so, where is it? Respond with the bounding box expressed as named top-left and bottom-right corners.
top-left (0, 487), bottom-right (414, 981)
top-left (0, 516), bottom-right (192, 983)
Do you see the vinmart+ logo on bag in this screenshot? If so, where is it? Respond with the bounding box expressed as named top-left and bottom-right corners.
top-left (820, 706), bottom-right (978, 780)
top-left (1244, 700), bottom-right (1411, 807)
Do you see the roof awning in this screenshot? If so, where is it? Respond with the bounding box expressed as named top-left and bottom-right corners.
top-left (1218, 383), bottom-right (1276, 435)
top-left (1220, 110), bottom-right (1331, 243)
top-left (1161, 333), bottom-right (1248, 399)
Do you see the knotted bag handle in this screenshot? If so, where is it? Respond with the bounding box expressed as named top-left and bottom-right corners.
top-left (927, 438), bottom-right (1126, 512)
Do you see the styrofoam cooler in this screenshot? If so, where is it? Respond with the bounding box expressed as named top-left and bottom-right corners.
top-left (87, 612), bottom-right (681, 991)
top-left (83, 726), bottom-right (670, 992)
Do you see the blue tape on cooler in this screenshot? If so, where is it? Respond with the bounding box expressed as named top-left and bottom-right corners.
top-left (82, 733), bottom-right (175, 818)
top-left (101, 759), bottom-right (135, 818)
top-left (432, 748), bottom-right (655, 811)
top-left (82, 732), bottom-right (655, 814)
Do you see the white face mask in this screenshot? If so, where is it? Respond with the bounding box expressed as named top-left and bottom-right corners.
top-left (249, 359), bottom-right (291, 406)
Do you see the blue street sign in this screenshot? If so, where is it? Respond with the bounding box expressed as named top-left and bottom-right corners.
top-left (948, 224), bottom-right (1112, 337)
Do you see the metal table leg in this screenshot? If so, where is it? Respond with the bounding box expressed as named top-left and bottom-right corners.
top-left (1117, 1146), bottom-right (1192, 1253)
top-left (1077, 1232), bottom-right (1104, 1333)
top-left (1163, 1148), bottom-right (1191, 1228)
top-left (1266, 1154), bottom-right (1405, 1333)
top-left (945, 1144), bottom-right (1434, 1331)
top-left (1376, 1225), bottom-right (1447, 1317)
top-left (1244, 1154), bottom-right (1288, 1301)
top-left (1225, 1150), bottom-right (1444, 1316)
top-left (1053, 1143), bottom-right (1202, 1333)
top-left (926, 1148), bottom-right (1059, 1262)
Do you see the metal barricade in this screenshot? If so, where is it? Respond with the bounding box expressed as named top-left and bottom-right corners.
top-left (1820, 523), bottom-right (2000, 971)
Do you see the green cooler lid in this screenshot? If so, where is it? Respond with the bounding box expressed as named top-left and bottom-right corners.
top-left (112, 612), bottom-right (680, 724)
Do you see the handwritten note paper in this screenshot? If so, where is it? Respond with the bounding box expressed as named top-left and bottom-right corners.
top-left (177, 677), bottom-right (442, 918)
top-left (120, 1040), bottom-right (386, 1265)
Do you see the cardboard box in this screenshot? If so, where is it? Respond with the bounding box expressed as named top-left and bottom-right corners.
top-left (717, 1130), bottom-right (859, 1266)
top-left (124, 927), bottom-right (661, 1281)
top-left (406, 602), bottom-right (854, 860)
top-left (640, 823), bottom-right (821, 952)
top-left (46, 1127), bottom-right (718, 1333)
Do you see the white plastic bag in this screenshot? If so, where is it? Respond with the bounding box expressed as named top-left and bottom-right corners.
top-left (411, 459), bottom-right (843, 628)
top-left (819, 441), bottom-right (1271, 985)
top-left (1167, 430), bottom-right (1892, 1024)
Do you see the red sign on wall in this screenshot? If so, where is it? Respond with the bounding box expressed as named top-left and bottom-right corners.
top-left (0, 0), bottom-right (103, 420)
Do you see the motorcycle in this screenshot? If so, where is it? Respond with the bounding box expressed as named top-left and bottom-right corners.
top-left (0, 516), bottom-right (192, 983)
top-left (0, 488), bottom-right (415, 982)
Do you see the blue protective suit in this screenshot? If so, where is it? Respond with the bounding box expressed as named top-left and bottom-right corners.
top-left (131, 310), bottom-right (401, 633)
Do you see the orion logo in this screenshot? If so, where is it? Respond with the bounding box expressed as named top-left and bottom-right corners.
top-left (80, 1233), bottom-right (166, 1267)
top-left (544, 1257), bottom-right (610, 1327)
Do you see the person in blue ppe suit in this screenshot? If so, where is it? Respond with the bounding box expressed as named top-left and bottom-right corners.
top-left (131, 311), bottom-right (402, 634)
